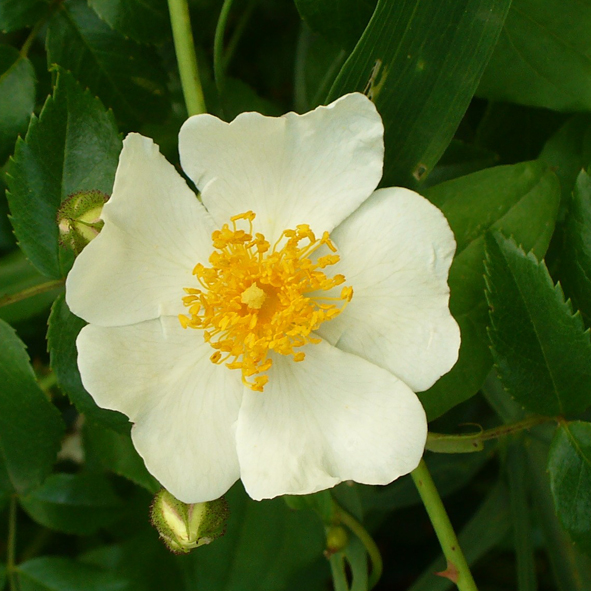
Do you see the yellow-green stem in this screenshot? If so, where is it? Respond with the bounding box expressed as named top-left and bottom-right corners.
top-left (411, 459), bottom-right (478, 591)
top-left (168, 0), bottom-right (206, 116)
top-left (213, 0), bottom-right (235, 93)
top-left (334, 504), bottom-right (383, 589)
top-left (0, 280), bottom-right (64, 309)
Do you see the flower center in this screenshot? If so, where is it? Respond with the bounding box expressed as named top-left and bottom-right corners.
top-left (179, 211), bottom-right (352, 392)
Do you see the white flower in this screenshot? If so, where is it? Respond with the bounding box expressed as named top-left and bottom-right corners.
top-left (66, 93), bottom-right (460, 503)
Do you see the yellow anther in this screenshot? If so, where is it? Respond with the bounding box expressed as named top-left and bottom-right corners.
top-left (179, 212), bottom-right (352, 391)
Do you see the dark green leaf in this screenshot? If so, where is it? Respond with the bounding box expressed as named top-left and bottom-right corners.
top-left (181, 483), bottom-right (325, 591)
top-left (294, 0), bottom-right (376, 50)
top-left (420, 161), bottom-right (560, 420)
top-left (88, 0), bottom-right (169, 44)
top-left (19, 472), bottom-right (123, 535)
top-left (47, 295), bottom-right (129, 431)
top-left (478, 0), bottom-right (591, 111)
top-left (6, 69), bottom-right (120, 279)
top-left (17, 557), bottom-right (130, 591)
top-left (409, 482), bottom-right (511, 591)
top-left (327, 0), bottom-right (511, 188)
top-left (0, 251), bottom-right (63, 324)
top-left (84, 421), bottom-right (159, 492)
top-left (0, 45), bottom-right (36, 164)
top-left (561, 170), bottom-right (591, 325)
top-left (221, 78), bottom-right (282, 120)
top-left (485, 233), bottom-right (591, 416)
top-left (0, 563), bottom-right (5, 590)
top-left (0, 319), bottom-right (64, 494)
top-left (46, 0), bottom-right (169, 124)
top-left (0, 0), bottom-right (49, 33)
top-left (548, 422), bottom-right (591, 556)
top-left (539, 114), bottom-right (591, 202)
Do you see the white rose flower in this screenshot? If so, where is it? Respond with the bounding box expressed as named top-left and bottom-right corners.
top-left (66, 92), bottom-right (460, 503)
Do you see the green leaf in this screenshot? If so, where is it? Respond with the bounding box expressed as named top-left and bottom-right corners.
top-left (19, 472), bottom-right (123, 535)
top-left (548, 422), bottom-right (591, 556)
top-left (47, 295), bottom-right (129, 431)
top-left (84, 421), bottom-right (159, 492)
top-left (294, 0), bottom-right (376, 50)
top-left (0, 319), bottom-right (64, 494)
top-left (17, 557), bottom-right (131, 591)
top-left (420, 161), bottom-right (560, 420)
top-left (0, 251), bottom-right (63, 324)
top-left (46, 0), bottom-right (169, 124)
top-left (561, 170), bottom-right (591, 325)
top-left (0, 563), bottom-right (6, 590)
top-left (485, 233), bottom-right (591, 416)
top-left (88, 0), bottom-right (169, 44)
top-left (327, 0), bottom-right (511, 188)
top-left (0, 45), bottom-right (36, 164)
top-left (478, 0), bottom-right (591, 111)
top-left (182, 483), bottom-right (325, 591)
top-left (0, 0), bottom-right (49, 33)
top-left (6, 68), bottom-right (120, 279)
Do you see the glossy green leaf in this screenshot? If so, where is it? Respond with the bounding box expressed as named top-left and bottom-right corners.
top-left (327, 0), bottom-right (511, 188)
top-left (478, 0), bottom-right (591, 111)
top-left (539, 114), bottom-right (591, 202)
top-left (548, 422), bottom-right (591, 556)
top-left (0, 45), bottom-right (36, 164)
top-left (0, 0), bottom-right (49, 33)
top-left (47, 295), bottom-right (128, 431)
top-left (84, 421), bottom-right (159, 492)
top-left (409, 482), bottom-right (511, 591)
top-left (485, 233), bottom-right (591, 416)
top-left (19, 472), bottom-right (123, 535)
top-left (88, 0), bottom-right (169, 44)
top-left (46, 0), bottom-right (169, 124)
top-left (6, 69), bottom-right (120, 279)
top-left (17, 557), bottom-right (130, 591)
top-left (294, 0), bottom-right (376, 50)
top-left (0, 319), bottom-right (64, 494)
top-left (561, 171), bottom-right (591, 324)
top-left (182, 483), bottom-right (325, 591)
top-left (0, 251), bottom-right (63, 324)
top-left (420, 161), bottom-right (560, 420)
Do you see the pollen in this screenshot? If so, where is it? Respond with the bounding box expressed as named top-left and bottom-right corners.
top-left (179, 211), bottom-right (352, 392)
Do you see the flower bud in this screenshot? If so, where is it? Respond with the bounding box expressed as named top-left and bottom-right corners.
top-left (57, 190), bottom-right (108, 254)
top-left (324, 525), bottom-right (349, 557)
top-left (150, 489), bottom-right (229, 554)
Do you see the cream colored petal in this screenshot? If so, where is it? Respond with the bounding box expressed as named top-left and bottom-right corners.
top-left (178, 93), bottom-right (383, 242)
top-left (318, 187), bottom-right (460, 392)
top-left (66, 133), bottom-right (216, 327)
top-left (236, 340), bottom-right (427, 500)
top-left (77, 317), bottom-right (242, 503)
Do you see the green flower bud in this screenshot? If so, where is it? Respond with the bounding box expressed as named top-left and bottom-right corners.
top-left (325, 525), bottom-right (349, 557)
top-left (57, 190), bottom-right (108, 254)
top-left (150, 489), bottom-right (229, 554)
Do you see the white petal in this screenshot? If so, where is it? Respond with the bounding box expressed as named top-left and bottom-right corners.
top-left (66, 133), bottom-right (216, 327)
top-left (236, 340), bottom-right (427, 500)
top-left (178, 93), bottom-right (383, 242)
top-left (318, 188), bottom-right (460, 392)
top-left (76, 317), bottom-right (243, 503)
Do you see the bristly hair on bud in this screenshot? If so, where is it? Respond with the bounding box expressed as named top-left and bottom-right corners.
top-left (57, 190), bottom-right (109, 254)
top-left (150, 489), bottom-right (229, 554)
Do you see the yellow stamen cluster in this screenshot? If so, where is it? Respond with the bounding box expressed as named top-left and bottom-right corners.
top-left (179, 211), bottom-right (352, 392)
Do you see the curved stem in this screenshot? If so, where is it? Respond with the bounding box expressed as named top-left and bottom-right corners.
top-left (7, 495), bottom-right (17, 591)
top-left (168, 0), bottom-right (207, 116)
top-left (223, 0), bottom-right (256, 71)
top-left (0, 280), bottom-right (64, 309)
top-left (411, 460), bottom-right (478, 591)
top-left (333, 503), bottom-right (383, 589)
top-left (213, 0), bottom-right (235, 94)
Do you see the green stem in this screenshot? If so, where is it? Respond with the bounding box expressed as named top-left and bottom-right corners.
top-left (38, 372), bottom-right (58, 395)
top-left (411, 460), bottom-right (478, 591)
top-left (223, 0), bottom-right (256, 71)
top-left (426, 415), bottom-right (552, 454)
top-left (213, 0), bottom-right (235, 93)
top-left (168, 0), bottom-right (207, 116)
top-left (7, 495), bottom-right (17, 591)
top-left (333, 504), bottom-right (383, 589)
top-left (0, 280), bottom-right (64, 309)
